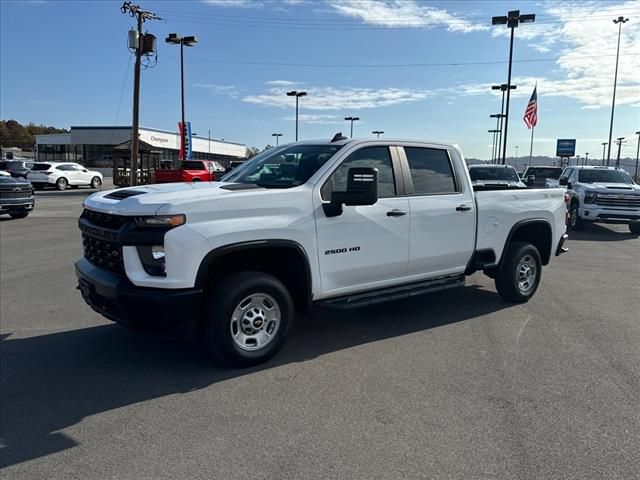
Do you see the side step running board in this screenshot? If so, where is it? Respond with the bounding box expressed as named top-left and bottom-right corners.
top-left (317, 274), bottom-right (465, 310)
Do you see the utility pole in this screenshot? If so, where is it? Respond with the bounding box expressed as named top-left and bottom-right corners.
top-left (121, 1), bottom-right (161, 186)
top-left (488, 129), bottom-right (499, 163)
top-left (492, 10), bottom-right (535, 165)
top-left (344, 116), bottom-right (360, 138)
top-left (372, 130), bottom-right (384, 138)
top-left (272, 133), bottom-right (283, 146)
top-left (615, 137), bottom-right (625, 168)
top-left (286, 91), bottom-right (307, 141)
top-left (607, 16), bottom-right (629, 164)
top-left (491, 85), bottom-right (516, 164)
top-left (601, 142), bottom-right (608, 166)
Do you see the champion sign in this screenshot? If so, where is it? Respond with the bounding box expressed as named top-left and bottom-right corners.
top-left (150, 135), bottom-right (169, 144)
top-left (178, 122), bottom-right (193, 161)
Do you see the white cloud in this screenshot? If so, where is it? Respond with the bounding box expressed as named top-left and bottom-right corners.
top-left (283, 114), bottom-right (343, 124)
top-left (243, 84), bottom-right (434, 110)
top-left (194, 83), bottom-right (242, 98)
top-left (202, 0), bottom-right (261, 7)
top-left (265, 80), bottom-right (301, 86)
top-left (326, 0), bottom-right (486, 33)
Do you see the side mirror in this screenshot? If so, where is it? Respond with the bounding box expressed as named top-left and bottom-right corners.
top-left (526, 175), bottom-right (536, 187)
top-left (567, 181), bottom-right (573, 189)
top-left (558, 176), bottom-right (568, 186)
top-left (323, 167), bottom-right (378, 217)
top-left (82, 169), bottom-right (88, 173)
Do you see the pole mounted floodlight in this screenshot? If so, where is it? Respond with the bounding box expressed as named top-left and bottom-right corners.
top-left (606, 16), bottom-right (630, 164)
top-left (286, 91), bottom-right (307, 141)
top-left (345, 116), bottom-right (360, 138)
top-left (165, 33), bottom-right (198, 162)
top-left (372, 130), bottom-right (384, 138)
top-left (272, 133), bottom-right (283, 146)
top-left (491, 10), bottom-right (535, 165)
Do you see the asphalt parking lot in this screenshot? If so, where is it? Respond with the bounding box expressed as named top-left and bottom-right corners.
top-left (1, 184), bottom-right (639, 480)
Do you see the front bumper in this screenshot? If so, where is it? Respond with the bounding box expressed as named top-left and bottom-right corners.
top-left (579, 206), bottom-right (640, 224)
top-left (0, 196), bottom-right (35, 213)
top-left (75, 257), bottom-right (202, 330)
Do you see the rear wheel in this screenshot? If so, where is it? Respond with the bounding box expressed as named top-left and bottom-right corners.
top-left (9, 212), bottom-right (29, 219)
top-left (203, 271), bottom-right (294, 367)
top-left (569, 202), bottom-right (584, 231)
top-left (629, 223), bottom-right (640, 235)
top-left (91, 176), bottom-right (102, 189)
top-left (56, 177), bottom-right (68, 191)
top-left (495, 241), bottom-right (542, 303)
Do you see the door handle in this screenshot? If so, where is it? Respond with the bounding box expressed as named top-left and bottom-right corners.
top-left (386, 209), bottom-right (407, 217)
top-left (456, 204), bottom-right (472, 212)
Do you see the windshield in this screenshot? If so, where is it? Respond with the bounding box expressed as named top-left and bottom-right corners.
top-left (525, 167), bottom-right (563, 179)
top-left (578, 169), bottom-right (634, 184)
top-left (222, 144), bottom-right (343, 188)
top-left (469, 166), bottom-right (520, 182)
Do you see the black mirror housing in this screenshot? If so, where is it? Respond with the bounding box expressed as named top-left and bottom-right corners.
top-left (526, 175), bottom-right (536, 186)
top-left (558, 176), bottom-right (568, 186)
top-left (323, 167), bottom-right (379, 217)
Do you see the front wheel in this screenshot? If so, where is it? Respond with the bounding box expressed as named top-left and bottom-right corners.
top-left (495, 241), bottom-right (542, 303)
top-left (569, 202), bottom-right (584, 231)
top-left (91, 176), bottom-right (102, 189)
top-left (629, 223), bottom-right (640, 235)
top-left (203, 271), bottom-right (294, 367)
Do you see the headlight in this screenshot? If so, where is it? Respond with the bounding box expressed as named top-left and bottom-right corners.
top-left (583, 191), bottom-right (597, 204)
top-left (135, 214), bottom-right (185, 227)
top-left (137, 245), bottom-right (166, 276)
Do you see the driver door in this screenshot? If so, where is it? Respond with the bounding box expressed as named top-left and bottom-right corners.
top-left (314, 146), bottom-right (410, 297)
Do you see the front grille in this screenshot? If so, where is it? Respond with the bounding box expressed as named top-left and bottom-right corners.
top-left (81, 209), bottom-right (128, 230)
top-left (595, 195), bottom-right (640, 209)
top-left (82, 234), bottom-right (124, 275)
top-left (0, 189), bottom-right (32, 199)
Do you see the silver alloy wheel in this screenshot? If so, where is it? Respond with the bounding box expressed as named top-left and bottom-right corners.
top-left (91, 177), bottom-right (102, 189)
top-left (57, 177), bottom-right (67, 190)
top-left (570, 206), bottom-right (577, 227)
top-left (516, 254), bottom-right (537, 294)
top-left (230, 293), bottom-right (281, 351)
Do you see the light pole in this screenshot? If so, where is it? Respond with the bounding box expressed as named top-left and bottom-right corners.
top-left (492, 10), bottom-right (535, 165)
top-left (166, 33), bottom-right (198, 162)
top-left (286, 91), bottom-right (307, 141)
top-left (584, 152), bottom-right (589, 166)
top-left (515, 145), bottom-right (519, 166)
top-left (607, 16), bottom-right (629, 165)
top-left (490, 114), bottom-right (504, 163)
top-left (272, 133), bottom-right (283, 146)
top-left (488, 129), bottom-right (499, 163)
top-left (615, 137), bottom-right (626, 168)
top-left (372, 130), bottom-right (384, 138)
top-left (601, 142), bottom-right (608, 165)
top-left (635, 131), bottom-right (640, 180)
top-left (492, 84), bottom-right (516, 164)
top-left (345, 116), bottom-right (360, 138)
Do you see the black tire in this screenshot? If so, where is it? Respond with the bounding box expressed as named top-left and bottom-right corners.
top-left (203, 271), bottom-right (294, 368)
top-left (91, 176), bottom-right (102, 189)
top-left (629, 223), bottom-right (640, 235)
top-left (191, 178), bottom-right (201, 182)
top-left (569, 202), bottom-right (584, 231)
top-left (56, 177), bottom-right (68, 191)
top-left (495, 241), bottom-right (542, 303)
top-left (70, 185), bottom-right (79, 189)
top-left (9, 211), bottom-right (29, 219)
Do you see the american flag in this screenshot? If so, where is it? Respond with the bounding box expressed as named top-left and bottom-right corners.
top-left (523, 86), bottom-right (538, 129)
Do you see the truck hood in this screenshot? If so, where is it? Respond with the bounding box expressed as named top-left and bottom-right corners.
top-left (83, 181), bottom-right (287, 215)
top-left (584, 183), bottom-right (640, 192)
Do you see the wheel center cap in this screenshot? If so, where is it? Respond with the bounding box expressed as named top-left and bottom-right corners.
top-left (253, 318), bottom-right (264, 329)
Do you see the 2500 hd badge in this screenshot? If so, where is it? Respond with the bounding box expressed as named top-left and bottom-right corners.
top-left (325, 246), bottom-right (361, 255)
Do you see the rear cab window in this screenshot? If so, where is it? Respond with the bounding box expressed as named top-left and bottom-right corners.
top-left (404, 147), bottom-right (458, 195)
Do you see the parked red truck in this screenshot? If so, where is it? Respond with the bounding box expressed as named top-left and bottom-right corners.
top-left (154, 160), bottom-right (226, 183)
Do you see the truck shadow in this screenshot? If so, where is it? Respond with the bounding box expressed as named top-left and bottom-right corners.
top-left (567, 224), bottom-right (638, 242)
top-left (0, 285), bottom-right (509, 468)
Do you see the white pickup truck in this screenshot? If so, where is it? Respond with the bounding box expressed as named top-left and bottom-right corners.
top-left (76, 137), bottom-right (568, 367)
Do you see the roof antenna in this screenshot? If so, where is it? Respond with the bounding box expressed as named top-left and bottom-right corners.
top-left (331, 132), bottom-right (347, 142)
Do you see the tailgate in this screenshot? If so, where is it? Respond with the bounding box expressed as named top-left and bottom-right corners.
top-left (154, 170), bottom-right (185, 183)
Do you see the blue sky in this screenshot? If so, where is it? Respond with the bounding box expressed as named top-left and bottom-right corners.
top-left (1, 0), bottom-right (639, 160)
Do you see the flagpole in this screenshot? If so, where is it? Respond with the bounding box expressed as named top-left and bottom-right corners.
top-left (529, 124), bottom-right (535, 164)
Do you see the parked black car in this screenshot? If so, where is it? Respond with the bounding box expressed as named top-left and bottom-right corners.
top-left (0, 176), bottom-right (35, 219)
top-left (0, 160), bottom-right (31, 179)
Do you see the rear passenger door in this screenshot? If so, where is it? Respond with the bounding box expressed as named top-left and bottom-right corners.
top-left (400, 146), bottom-right (475, 277)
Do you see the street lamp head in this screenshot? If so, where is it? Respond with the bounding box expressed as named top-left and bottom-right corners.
top-left (165, 33), bottom-right (181, 44)
top-left (519, 14), bottom-right (536, 24)
top-left (287, 90), bottom-right (307, 97)
top-left (272, 133), bottom-right (282, 137)
top-left (492, 15), bottom-right (508, 25)
top-left (183, 35), bottom-right (198, 46)
top-left (298, 91), bottom-right (307, 97)
top-left (613, 17), bottom-right (629, 24)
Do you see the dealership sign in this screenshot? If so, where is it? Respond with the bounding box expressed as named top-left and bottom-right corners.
top-left (556, 139), bottom-right (576, 157)
top-left (178, 122), bottom-right (193, 160)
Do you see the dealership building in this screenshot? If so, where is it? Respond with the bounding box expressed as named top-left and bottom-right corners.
top-left (35, 126), bottom-right (246, 169)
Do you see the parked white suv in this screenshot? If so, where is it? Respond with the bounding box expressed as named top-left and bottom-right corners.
top-left (559, 166), bottom-right (640, 234)
top-left (76, 138), bottom-right (568, 367)
top-left (28, 162), bottom-right (103, 191)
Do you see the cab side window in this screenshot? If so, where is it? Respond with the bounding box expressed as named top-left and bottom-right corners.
top-left (404, 147), bottom-right (458, 195)
top-left (321, 146), bottom-right (396, 200)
